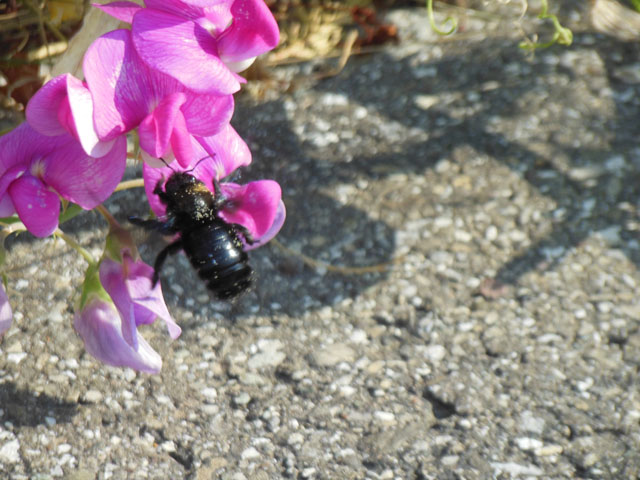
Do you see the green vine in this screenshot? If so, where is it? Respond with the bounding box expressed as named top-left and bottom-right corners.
top-left (426, 0), bottom-right (457, 36)
top-left (519, 0), bottom-right (573, 50)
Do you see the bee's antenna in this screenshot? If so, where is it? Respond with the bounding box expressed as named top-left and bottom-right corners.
top-left (160, 157), bottom-right (177, 172)
top-left (186, 155), bottom-right (213, 174)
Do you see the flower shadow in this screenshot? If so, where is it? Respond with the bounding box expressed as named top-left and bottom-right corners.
top-left (0, 381), bottom-right (78, 427)
top-left (302, 29), bottom-right (640, 287)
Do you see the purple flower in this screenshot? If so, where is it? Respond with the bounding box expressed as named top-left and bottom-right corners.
top-left (99, 253), bottom-right (181, 348)
top-left (25, 74), bottom-right (118, 158)
top-left (74, 298), bottom-right (163, 373)
top-left (143, 126), bottom-right (285, 247)
top-left (74, 252), bottom-right (181, 373)
top-left (83, 28), bottom-right (234, 167)
top-left (96, 0), bottom-right (280, 95)
top-left (0, 282), bottom-right (12, 337)
top-left (0, 123), bottom-right (126, 237)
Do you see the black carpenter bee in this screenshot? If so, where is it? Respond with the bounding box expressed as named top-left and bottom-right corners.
top-left (130, 168), bottom-right (254, 300)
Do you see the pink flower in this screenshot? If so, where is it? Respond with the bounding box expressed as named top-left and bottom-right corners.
top-left (143, 126), bottom-right (285, 248)
top-left (83, 28), bottom-right (234, 167)
top-left (74, 252), bottom-right (181, 373)
top-left (25, 74), bottom-right (118, 158)
top-left (0, 282), bottom-right (12, 337)
top-left (96, 0), bottom-right (280, 95)
top-left (0, 123), bottom-right (126, 237)
top-left (99, 254), bottom-right (181, 349)
top-left (74, 298), bottom-right (163, 373)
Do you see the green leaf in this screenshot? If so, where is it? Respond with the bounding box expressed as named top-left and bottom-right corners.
top-left (58, 202), bottom-right (84, 225)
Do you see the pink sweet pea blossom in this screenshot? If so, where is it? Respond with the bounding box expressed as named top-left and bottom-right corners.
top-left (96, 0), bottom-right (280, 95)
top-left (25, 74), bottom-right (118, 158)
top-left (0, 124), bottom-right (126, 237)
top-left (74, 248), bottom-right (181, 373)
top-left (74, 298), bottom-right (163, 373)
top-left (83, 28), bottom-right (234, 167)
top-left (143, 126), bottom-right (285, 248)
top-left (99, 253), bottom-right (181, 349)
top-left (0, 283), bottom-right (12, 336)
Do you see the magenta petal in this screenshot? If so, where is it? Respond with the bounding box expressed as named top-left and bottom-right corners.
top-left (9, 175), bottom-right (60, 238)
top-left (245, 199), bottom-right (285, 249)
top-left (93, 1), bottom-right (143, 23)
top-left (132, 9), bottom-right (240, 95)
top-left (138, 92), bottom-right (188, 158)
top-left (0, 283), bottom-right (12, 336)
top-left (100, 258), bottom-right (138, 348)
top-left (170, 113), bottom-right (195, 168)
top-left (0, 194), bottom-right (15, 218)
top-left (181, 0), bottom-right (230, 7)
top-left (201, 2), bottom-right (234, 32)
top-left (196, 123), bottom-right (251, 177)
top-left (145, 0), bottom-right (208, 19)
top-left (0, 123), bottom-right (71, 173)
top-left (66, 76), bottom-right (117, 157)
top-left (43, 136), bottom-right (127, 209)
top-left (74, 299), bottom-right (162, 373)
top-left (218, 0), bottom-right (280, 63)
top-left (182, 93), bottom-right (234, 136)
top-left (84, 29), bottom-right (154, 140)
top-left (123, 256), bottom-right (181, 339)
top-left (27, 75), bottom-right (114, 157)
top-left (219, 179), bottom-right (282, 239)
top-left (0, 165), bottom-right (27, 201)
top-left (25, 75), bottom-right (69, 136)
top-left (142, 163), bottom-right (168, 217)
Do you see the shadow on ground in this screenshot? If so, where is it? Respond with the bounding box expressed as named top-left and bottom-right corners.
top-left (0, 382), bottom-right (78, 427)
top-left (4, 26), bottom-right (640, 317)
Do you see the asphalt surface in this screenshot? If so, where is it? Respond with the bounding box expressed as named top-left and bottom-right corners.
top-left (1, 2), bottom-right (640, 479)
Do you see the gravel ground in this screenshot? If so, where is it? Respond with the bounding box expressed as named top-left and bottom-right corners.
top-left (2, 2), bottom-right (640, 479)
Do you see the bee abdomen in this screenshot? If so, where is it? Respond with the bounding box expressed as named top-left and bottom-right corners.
top-left (202, 262), bottom-right (253, 299)
top-left (182, 222), bottom-right (253, 299)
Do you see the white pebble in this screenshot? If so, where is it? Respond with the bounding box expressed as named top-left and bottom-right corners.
top-left (201, 387), bottom-right (218, 402)
top-left (160, 441), bottom-right (176, 453)
top-left (287, 433), bottom-right (304, 445)
top-left (424, 345), bottom-right (447, 363)
top-left (515, 437), bottom-right (543, 451)
top-left (57, 444), bottom-right (71, 454)
top-left (349, 329), bottom-right (368, 344)
top-left (373, 411), bottom-right (396, 425)
top-left (0, 439), bottom-right (20, 464)
top-left (241, 447), bottom-right (260, 460)
top-left (7, 353), bottom-right (27, 364)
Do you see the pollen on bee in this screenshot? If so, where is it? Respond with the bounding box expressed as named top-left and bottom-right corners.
top-left (189, 183), bottom-right (211, 196)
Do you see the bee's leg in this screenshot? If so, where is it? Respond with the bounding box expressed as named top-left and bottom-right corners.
top-left (152, 240), bottom-right (183, 286)
top-left (129, 217), bottom-right (163, 230)
top-left (232, 223), bottom-right (256, 245)
top-left (128, 216), bottom-right (179, 235)
top-left (153, 178), bottom-right (171, 205)
top-left (212, 177), bottom-right (227, 210)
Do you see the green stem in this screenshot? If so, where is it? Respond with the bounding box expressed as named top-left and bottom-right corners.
top-left (95, 204), bottom-right (116, 223)
top-left (0, 219), bottom-right (27, 239)
top-left (114, 178), bottom-right (145, 192)
top-left (520, 0), bottom-right (572, 50)
top-left (0, 218), bottom-right (96, 266)
top-left (54, 229), bottom-right (97, 266)
top-left (426, 0), bottom-right (457, 36)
